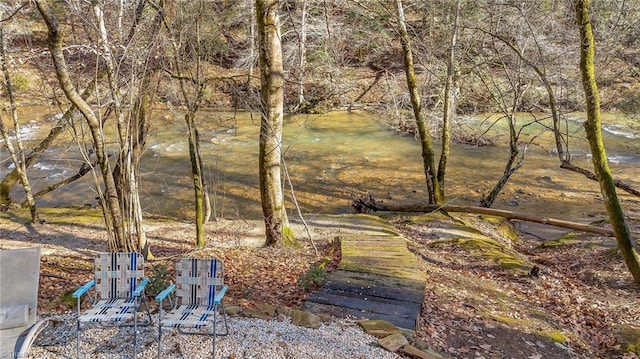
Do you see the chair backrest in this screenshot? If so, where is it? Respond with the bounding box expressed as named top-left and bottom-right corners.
top-left (0, 248), bottom-right (41, 325)
top-left (0, 247), bottom-right (41, 356)
top-left (94, 252), bottom-right (145, 300)
top-left (175, 258), bottom-right (224, 306)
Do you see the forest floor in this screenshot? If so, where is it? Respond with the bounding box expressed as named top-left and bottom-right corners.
top-left (1, 208), bottom-right (640, 359)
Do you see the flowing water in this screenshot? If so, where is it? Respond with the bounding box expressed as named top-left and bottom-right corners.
top-left (2, 108), bottom-right (639, 221)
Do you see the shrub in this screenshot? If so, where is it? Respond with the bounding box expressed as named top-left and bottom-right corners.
top-left (147, 263), bottom-right (173, 297)
top-left (297, 265), bottom-right (327, 291)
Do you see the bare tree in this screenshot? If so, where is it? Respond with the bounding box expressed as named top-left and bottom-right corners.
top-left (256, 0), bottom-right (296, 246)
top-left (396, 0), bottom-right (441, 204)
top-left (159, 0), bottom-right (212, 248)
top-left (476, 0), bottom-right (640, 197)
top-left (436, 0), bottom-right (461, 202)
top-left (473, 44), bottom-right (534, 208)
top-left (34, 0), bottom-right (162, 253)
top-left (575, 0), bottom-right (640, 283)
top-left (35, 0), bottom-right (129, 251)
top-left (0, 27), bottom-right (37, 222)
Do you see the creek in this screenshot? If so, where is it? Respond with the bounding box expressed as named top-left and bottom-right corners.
top-left (1, 108), bottom-right (639, 222)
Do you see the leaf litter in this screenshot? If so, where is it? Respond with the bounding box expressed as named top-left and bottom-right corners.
top-left (1, 213), bottom-right (639, 358)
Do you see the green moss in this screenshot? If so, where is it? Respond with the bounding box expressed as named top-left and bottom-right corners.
top-left (449, 224), bottom-right (484, 235)
top-left (457, 236), bottom-right (499, 249)
top-left (1, 206), bottom-right (104, 226)
top-left (11, 74), bottom-right (30, 92)
top-left (540, 330), bottom-right (567, 343)
top-left (480, 215), bottom-right (520, 242)
top-left (410, 211), bottom-right (452, 223)
top-left (542, 232), bottom-right (596, 248)
top-left (497, 257), bottom-right (529, 271)
top-left (614, 326), bottom-right (640, 354)
top-left (282, 225), bottom-right (299, 247)
top-left (589, 218), bottom-right (609, 226)
top-left (488, 313), bottom-right (520, 325)
top-left (454, 236), bottom-right (530, 275)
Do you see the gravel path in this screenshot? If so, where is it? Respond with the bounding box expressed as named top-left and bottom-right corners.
top-left (30, 313), bottom-right (402, 359)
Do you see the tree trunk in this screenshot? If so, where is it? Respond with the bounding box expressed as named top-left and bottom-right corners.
top-left (437, 0), bottom-right (461, 202)
top-left (34, 0), bottom-right (130, 252)
top-left (576, 0), bottom-right (640, 283)
top-left (297, 0), bottom-right (307, 109)
top-left (159, 0), bottom-right (211, 248)
top-left (0, 27), bottom-right (38, 222)
top-left (187, 111), bottom-right (206, 248)
top-left (480, 57), bottom-right (528, 208)
top-left (480, 140), bottom-right (525, 208)
top-left (396, 0), bottom-right (442, 204)
top-left (130, 68), bottom-right (157, 258)
top-left (256, 0), bottom-right (295, 246)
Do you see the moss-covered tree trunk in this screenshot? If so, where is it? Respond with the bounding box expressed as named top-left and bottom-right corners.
top-left (186, 111), bottom-right (207, 248)
top-left (576, 0), bottom-right (640, 283)
top-left (160, 0), bottom-right (212, 249)
top-left (256, 0), bottom-right (295, 246)
top-left (396, 0), bottom-right (442, 204)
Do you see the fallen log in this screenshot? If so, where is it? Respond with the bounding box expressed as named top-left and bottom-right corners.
top-left (354, 196), bottom-right (614, 237)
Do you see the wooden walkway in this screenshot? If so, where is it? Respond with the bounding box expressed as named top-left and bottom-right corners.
top-left (304, 215), bottom-right (426, 330)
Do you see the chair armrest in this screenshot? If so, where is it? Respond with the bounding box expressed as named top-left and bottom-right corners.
top-left (213, 285), bottom-right (228, 304)
top-left (155, 284), bottom-right (176, 302)
top-left (133, 277), bottom-right (150, 297)
top-left (72, 280), bottom-right (95, 299)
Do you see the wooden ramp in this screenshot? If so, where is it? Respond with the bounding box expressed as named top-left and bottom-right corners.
top-left (304, 216), bottom-right (426, 329)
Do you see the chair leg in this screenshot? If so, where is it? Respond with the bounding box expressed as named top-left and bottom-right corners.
top-left (140, 296), bottom-right (153, 325)
top-left (76, 320), bottom-right (81, 359)
top-left (157, 325), bottom-right (162, 359)
top-left (221, 303), bottom-right (229, 335)
top-left (212, 307), bottom-right (217, 358)
top-left (157, 305), bottom-right (163, 359)
top-left (133, 304), bottom-right (138, 358)
top-left (76, 297), bottom-right (81, 359)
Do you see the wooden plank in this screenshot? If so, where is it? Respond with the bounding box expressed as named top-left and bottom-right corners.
top-left (342, 243), bottom-right (409, 251)
top-left (306, 290), bottom-right (420, 318)
top-left (326, 270), bottom-right (425, 292)
top-left (304, 230), bottom-right (426, 331)
top-left (303, 301), bottom-right (417, 330)
top-left (321, 280), bottom-right (424, 304)
top-left (305, 291), bottom-right (421, 325)
top-left (341, 253), bottom-right (418, 264)
top-left (341, 255), bottom-right (421, 268)
top-left (340, 235), bottom-right (408, 243)
top-left (338, 263), bottom-right (426, 281)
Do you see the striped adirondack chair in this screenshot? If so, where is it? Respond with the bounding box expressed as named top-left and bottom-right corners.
top-left (155, 258), bottom-right (229, 358)
top-left (72, 252), bottom-right (152, 358)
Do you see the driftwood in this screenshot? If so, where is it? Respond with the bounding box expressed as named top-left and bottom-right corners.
top-left (353, 194), bottom-right (614, 237)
